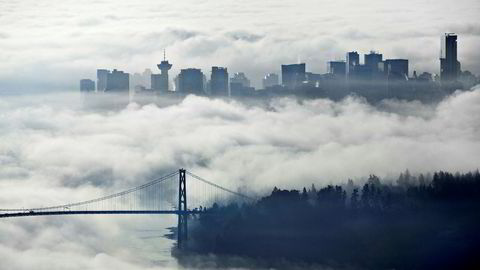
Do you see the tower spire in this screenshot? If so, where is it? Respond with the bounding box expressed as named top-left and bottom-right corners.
top-left (154, 49), bottom-right (172, 92)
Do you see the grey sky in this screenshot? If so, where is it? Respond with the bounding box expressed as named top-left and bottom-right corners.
top-left (0, 0), bottom-right (479, 90)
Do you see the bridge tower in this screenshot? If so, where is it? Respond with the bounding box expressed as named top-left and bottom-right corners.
top-left (177, 168), bottom-right (188, 248)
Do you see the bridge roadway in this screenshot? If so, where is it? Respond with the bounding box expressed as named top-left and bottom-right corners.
top-left (0, 210), bottom-right (202, 218)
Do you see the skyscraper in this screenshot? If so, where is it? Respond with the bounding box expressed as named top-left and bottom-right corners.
top-left (365, 51), bottom-right (383, 74)
top-left (106, 69), bottom-right (129, 92)
top-left (281, 63), bottom-right (306, 90)
top-left (152, 50), bottom-right (172, 92)
top-left (262, 73), bottom-right (279, 88)
top-left (142, 69), bottom-right (152, 89)
top-left (210, 66), bottom-right (229, 96)
top-left (230, 72), bottom-right (253, 96)
top-left (177, 68), bottom-right (204, 94)
top-left (384, 59), bottom-right (409, 80)
top-left (96, 69), bottom-right (109, 91)
top-left (230, 72), bottom-right (251, 87)
top-left (440, 33), bottom-right (460, 81)
top-left (130, 72), bottom-right (144, 90)
top-left (327, 61), bottom-right (346, 76)
top-left (346, 51), bottom-right (360, 78)
top-left (80, 79), bottom-right (95, 92)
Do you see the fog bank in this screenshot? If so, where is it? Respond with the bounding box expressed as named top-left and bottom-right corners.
top-left (1, 88), bottom-right (480, 268)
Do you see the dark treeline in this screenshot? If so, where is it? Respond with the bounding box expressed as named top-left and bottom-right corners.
top-left (183, 170), bottom-right (480, 269)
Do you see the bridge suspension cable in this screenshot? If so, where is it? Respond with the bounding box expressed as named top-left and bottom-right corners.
top-left (0, 169), bottom-right (254, 218)
top-left (0, 170), bottom-right (179, 213)
top-left (185, 170), bottom-right (254, 201)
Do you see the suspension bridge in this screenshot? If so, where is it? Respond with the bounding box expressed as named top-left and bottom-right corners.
top-left (0, 169), bottom-right (253, 248)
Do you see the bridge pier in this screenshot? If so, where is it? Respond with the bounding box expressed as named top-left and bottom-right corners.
top-left (177, 168), bottom-right (188, 249)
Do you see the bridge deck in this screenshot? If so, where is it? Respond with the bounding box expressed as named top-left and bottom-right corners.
top-left (0, 210), bottom-right (201, 218)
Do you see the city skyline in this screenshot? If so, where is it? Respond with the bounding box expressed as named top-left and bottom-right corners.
top-left (81, 33), bottom-right (477, 102)
top-left (1, 0), bottom-right (479, 91)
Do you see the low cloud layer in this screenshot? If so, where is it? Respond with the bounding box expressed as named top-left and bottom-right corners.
top-left (1, 89), bottom-right (480, 269)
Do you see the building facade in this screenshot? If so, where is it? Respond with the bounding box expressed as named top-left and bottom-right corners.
top-left (106, 69), bottom-right (129, 92)
top-left (384, 59), bottom-right (409, 80)
top-left (440, 33), bottom-right (460, 81)
top-left (80, 79), bottom-right (95, 92)
top-left (210, 66), bottom-right (229, 96)
top-left (365, 51), bottom-right (383, 74)
top-left (177, 68), bottom-right (204, 94)
top-left (230, 72), bottom-right (253, 96)
top-left (281, 63), bottom-right (306, 90)
top-left (327, 61), bottom-right (346, 76)
top-left (346, 52), bottom-right (360, 78)
top-left (96, 69), bottom-right (109, 91)
top-left (262, 73), bottom-right (279, 88)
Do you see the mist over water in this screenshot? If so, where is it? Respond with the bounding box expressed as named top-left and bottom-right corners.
top-left (1, 88), bottom-right (480, 269)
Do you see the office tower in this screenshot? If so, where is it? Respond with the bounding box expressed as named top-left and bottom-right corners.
top-left (327, 61), bottom-right (346, 76)
top-left (142, 68), bottom-right (152, 89)
top-left (177, 68), bottom-right (204, 94)
top-left (230, 72), bottom-right (251, 87)
top-left (210, 66), bottom-right (229, 96)
top-left (106, 69), bottom-right (129, 92)
top-left (262, 73), bottom-right (279, 88)
top-left (281, 63), bottom-right (306, 90)
top-left (365, 51), bottom-right (383, 73)
top-left (440, 33), bottom-right (460, 81)
top-left (130, 72), bottom-right (143, 90)
top-left (230, 72), bottom-right (251, 95)
top-left (80, 79), bottom-right (95, 92)
top-left (346, 51), bottom-right (359, 77)
top-left (152, 51), bottom-right (172, 92)
top-left (384, 59), bottom-right (409, 80)
top-left (96, 69), bottom-right (109, 91)
top-left (230, 72), bottom-right (254, 96)
top-left (352, 65), bottom-right (372, 80)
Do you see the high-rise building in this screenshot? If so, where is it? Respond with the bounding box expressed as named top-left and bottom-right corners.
top-left (142, 69), bottom-right (152, 89)
top-left (365, 51), bottom-right (383, 74)
top-left (230, 72), bottom-right (251, 87)
top-left (177, 68), bottom-right (204, 94)
top-left (305, 72), bottom-right (322, 85)
top-left (152, 50), bottom-right (172, 92)
top-left (281, 63), bottom-right (306, 90)
top-left (440, 33), bottom-right (460, 81)
top-left (384, 59), bottom-right (409, 80)
top-left (106, 69), bottom-right (129, 92)
top-left (346, 52), bottom-right (360, 77)
top-left (210, 66), bottom-right (229, 96)
top-left (352, 65), bottom-right (373, 80)
top-left (327, 61), bottom-right (346, 76)
top-left (262, 73), bottom-right (279, 88)
top-left (130, 72), bottom-right (143, 90)
top-left (230, 72), bottom-right (253, 96)
top-left (80, 79), bottom-right (95, 92)
top-left (96, 69), bottom-right (109, 91)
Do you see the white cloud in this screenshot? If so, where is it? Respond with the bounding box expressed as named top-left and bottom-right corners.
top-left (1, 88), bottom-right (480, 268)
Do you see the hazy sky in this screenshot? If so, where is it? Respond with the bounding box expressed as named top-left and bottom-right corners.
top-left (0, 0), bottom-right (479, 90)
